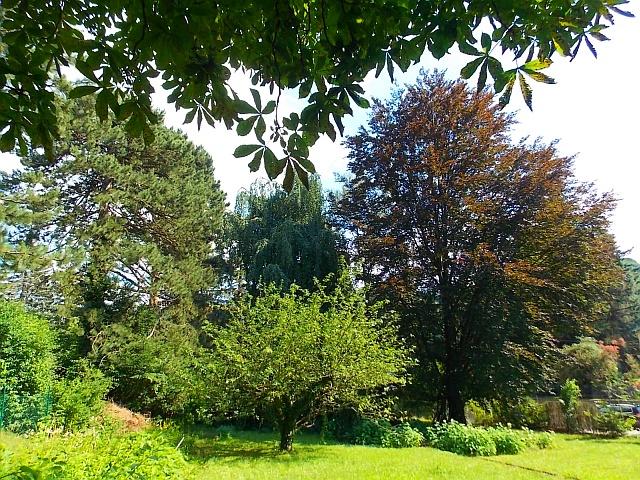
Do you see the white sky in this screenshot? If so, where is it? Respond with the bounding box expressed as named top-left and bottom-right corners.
top-left (1, 15), bottom-right (638, 259)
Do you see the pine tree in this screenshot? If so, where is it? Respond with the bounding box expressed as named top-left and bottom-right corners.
top-left (0, 89), bottom-right (226, 324)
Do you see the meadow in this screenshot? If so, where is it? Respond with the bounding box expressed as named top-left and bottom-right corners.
top-left (2, 427), bottom-right (638, 480)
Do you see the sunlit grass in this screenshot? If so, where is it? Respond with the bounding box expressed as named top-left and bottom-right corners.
top-left (3, 428), bottom-right (639, 479)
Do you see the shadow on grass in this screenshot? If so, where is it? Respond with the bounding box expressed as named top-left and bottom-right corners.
top-left (181, 428), bottom-right (335, 465)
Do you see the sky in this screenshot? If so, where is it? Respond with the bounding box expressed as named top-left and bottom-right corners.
top-left (1, 15), bottom-right (638, 259)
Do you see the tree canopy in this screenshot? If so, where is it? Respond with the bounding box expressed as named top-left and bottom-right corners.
top-left (208, 269), bottom-right (409, 451)
top-left (0, 90), bottom-right (226, 320)
top-left (334, 71), bottom-right (622, 422)
top-left (225, 177), bottom-right (339, 293)
top-left (1, 1), bottom-right (633, 188)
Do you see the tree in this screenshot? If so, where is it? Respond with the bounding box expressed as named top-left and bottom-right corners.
top-left (597, 258), bottom-right (640, 353)
top-left (0, 89), bottom-right (226, 324)
top-left (0, 300), bottom-right (56, 396)
top-left (558, 337), bottom-right (623, 397)
top-left (334, 71), bottom-right (622, 422)
top-left (1, 1), bottom-right (633, 186)
top-left (208, 269), bottom-right (409, 451)
top-left (226, 177), bottom-right (339, 294)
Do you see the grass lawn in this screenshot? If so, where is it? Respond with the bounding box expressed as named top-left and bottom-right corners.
top-left (2, 429), bottom-right (638, 479)
top-left (187, 430), bottom-right (640, 480)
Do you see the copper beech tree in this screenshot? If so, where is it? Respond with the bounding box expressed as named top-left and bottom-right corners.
top-left (334, 72), bottom-right (623, 422)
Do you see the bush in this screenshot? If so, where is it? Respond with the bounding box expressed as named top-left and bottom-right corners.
top-left (353, 418), bottom-right (393, 446)
top-left (387, 423), bottom-right (425, 448)
top-left (425, 421), bottom-right (496, 456)
top-left (486, 426), bottom-right (526, 455)
top-left (352, 418), bottom-right (423, 448)
top-left (593, 410), bottom-right (636, 437)
top-left (500, 398), bottom-right (550, 430)
top-left (425, 422), bottom-right (554, 457)
top-left (0, 428), bottom-right (191, 479)
top-left (559, 379), bottom-right (581, 432)
top-left (0, 392), bottom-right (53, 433)
top-left (524, 429), bottom-right (555, 449)
top-left (466, 398), bottom-right (550, 430)
top-left (96, 314), bottom-right (211, 422)
top-left (466, 400), bottom-right (496, 426)
top-left (51, 362), bottom-right (111, 431)
top-left (0, 301), bottom-right (56, 396)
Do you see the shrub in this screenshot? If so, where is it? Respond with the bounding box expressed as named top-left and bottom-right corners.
top-left (51, 362), bottom-right (111, 431)
top-left (352, 418), bottom-right (423, 448)
top-left (353, 418), bottom-right (394, 446)
top-left (0, 428), bottom-right (191, 479)
top-left (0, 301), bottom-right (56, 396)
top-left (593, 410), bottom-right (636, 437)
top-left (486, 426), bottom-right (526, 455)
top-left (425, 422), bottom-right (553, 457)
top-left (386, 423), bottom-right (424, 448)
top-left (467, 398), bottom-right (550, 430)
top-left (326, 408), bottom-right (361, 441)
top-left (425, 421), bottom-right (496, 456)
top-left (0, 392), bottom-right (53, 433)
top-left (466, 400), bottom-right (496, 426)
top-left (500, 398), bottom-right (550, 430)
top-left (559, 379), bottom-right (581, 432)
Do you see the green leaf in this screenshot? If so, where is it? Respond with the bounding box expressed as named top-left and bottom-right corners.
top-left (522, 59), bottom-right (553, 71)
top-left (95, 89), bottom-right (110, 121)
top-left (477, 62), bottom-right (488, 91)
top-left (264, 148), bottom-right (286, 180)
top-left (283, 162), bottom-right (295, 192)
top-left (498, 76), bottom-right (516, 108)
top-left (552, 35), bottom-right (570, 56)
top-left (590, 31), bottom-right (610, 41)
top-left (461, 57), bottom-right (485, 80)
top-left (523, 70), bottom-right (556, 84)
top-left (184, 108), bottom-right (197, 124)
top-left (296, 156), bottom-right (316, 174)
top-left (255, 116), bottom-right (266, 141)
top-left (233, 99), bottom-right (258, 115)
top-left (519, 73), bottom-right (533, 111)
top-left (75, 60), bottom-right (99, 82)
top-left (262, 100), bottom-right (276, 115)
top-left (250, 88), bottom-right (262, 111)
top-left (236, 116), bottom-right (257, 136)
top-left (234, 144), bottom-right (262, 158)
top-left (458, 42), bottom-right (482, 56)
top-left (481, 33), bottom-right (491, 51)
top-left (248, 149), bottom-right (263, 172)
top-left (293, 159), bottom-right (310, 189)
top-left (487, 57), bottom-right (504, 82)
top-left (0, 129), bottom-right (15, 152)
top-left (299, 79), bottom-right (312, 98)
top-left (68, 85), bottom-right (100, 98)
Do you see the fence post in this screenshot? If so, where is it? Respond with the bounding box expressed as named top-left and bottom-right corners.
top-left (0, 387), bottom-right (7, 429)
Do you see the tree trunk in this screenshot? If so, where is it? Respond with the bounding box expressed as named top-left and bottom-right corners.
top-left (278, 418), bottom-right (295, 452)
top-left (441, 285), bottom-right (466, 424)
top-left (444, 368), bottom-right (466, 423)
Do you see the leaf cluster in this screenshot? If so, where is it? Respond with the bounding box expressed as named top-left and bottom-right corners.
top-left (1, 0), bottom-right (632, 187)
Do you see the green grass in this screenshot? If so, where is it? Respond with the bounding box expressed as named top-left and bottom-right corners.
top-left (185, 430), bottom-right (640, 480)
top-left (2, 428), bottom-right (639, 479)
